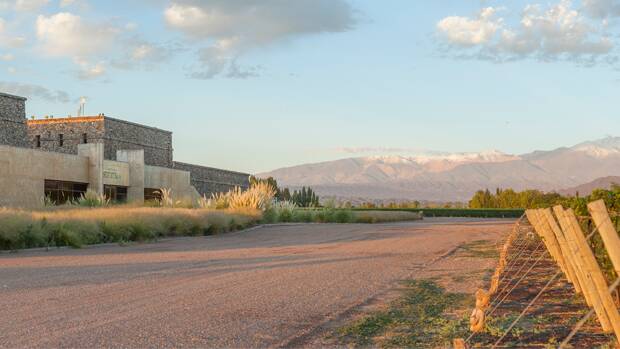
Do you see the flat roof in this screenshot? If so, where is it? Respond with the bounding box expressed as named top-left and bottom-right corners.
top-left (0, 92), bottom-right (27, 101)
top-left (105, 116), bottom-right (172, 134)
top-left (27, 115), bottom-right (104, 125)
top-left (26, 115), bottom-right (172, 134)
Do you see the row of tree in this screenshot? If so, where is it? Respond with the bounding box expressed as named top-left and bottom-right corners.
top-left (468, 185), bottom-right (620, 216)
top-left (249, 176), bottom-right (320, 208)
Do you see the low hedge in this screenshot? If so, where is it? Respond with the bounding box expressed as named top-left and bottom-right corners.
top-left (351, 208), bottom-right (525, 218)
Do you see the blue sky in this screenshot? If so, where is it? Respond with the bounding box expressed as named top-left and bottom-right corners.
top-left (1, 0), bottom-right (619, 173)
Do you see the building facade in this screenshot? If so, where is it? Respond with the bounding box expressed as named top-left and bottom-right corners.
top-left (0, 143), bottom-right (197, 208)
top-left (0, 93), bottom-right (29, 148)
top-left (26, 115), bottom-right (174, 168)
top-left (0, 92), bottom-right (250, 207)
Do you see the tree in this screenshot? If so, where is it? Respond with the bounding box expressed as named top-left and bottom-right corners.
top-left (291, 186), bottom-right (320, 207)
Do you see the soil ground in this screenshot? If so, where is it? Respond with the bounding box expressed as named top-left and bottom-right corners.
top-left (0, 218), bottom-right (512, 348)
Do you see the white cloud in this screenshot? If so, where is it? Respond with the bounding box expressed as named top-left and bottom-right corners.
top-left (437, 8), bottom-right (502, 46)
top-left (0, 0), bottom-right (49, 11)
top-left (437, 1), bottom-right (614, 64)
top-left (35, 12), bottom-right (122, 78)
top-left (0, 52), bottom-right (13, 60)
top-left (34, 13), bottom-right (173, 78)
top-left (7, 66), bottom-right (15, 73)
top-left (164, 0), bottom-right (357, 79)
top-left (0, 81), bottom-right (71, 103)
top-left (15, 0), bottom-right (48, 11)
top-left (108, 38), bottom-right (176, 71)
top-left (130, 43), bottom-right (166, 61)
top-left (76, 61), bottom-right (105, 79)
top-left (36, 12), bottom-right (118, 57)
top-left (582, 0), bottom-right (620, 18)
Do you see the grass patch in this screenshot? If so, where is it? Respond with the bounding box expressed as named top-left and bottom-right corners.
top-left (337, 279), bottom-right (472, 348)
top-left (263, 208), bottom-right (423, 224)
top-left (0, 207), bottom-right (261, 251)
top-left (457, 240), bottom-right (499, 259)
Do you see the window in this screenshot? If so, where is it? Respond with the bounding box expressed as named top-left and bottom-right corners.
top-left (144, 188), bottom-right (162, 202)
top-left (58, 134), bottom-right (64, 147)
top-left (35, 135), bottom-right (41, 148)
top-left (104, 185), bottom-right (128, 203)
top-left (83, 133), bottom-right (88, 144)
top-left (44, 180), bottom-right (88, 205)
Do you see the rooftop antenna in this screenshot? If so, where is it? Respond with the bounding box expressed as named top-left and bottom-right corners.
top-left (77, 96), bottom-right (87, 117)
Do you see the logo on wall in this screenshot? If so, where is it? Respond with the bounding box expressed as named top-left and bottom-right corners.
top-left (103, 170), bottom-right (122, 181)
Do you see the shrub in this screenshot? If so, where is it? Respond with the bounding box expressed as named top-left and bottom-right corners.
top-left (292, 209), bottom-right (313, 223)
top-left (0, 207), bottom-right (262, 251)
top-left (274, 201), bottom-right (297, 222)
top-left (335, 210), bottom-right (354, 223)
top-left (76, 190), bottom-right (110, 207)
top-left (49, 224), bottom-right (83, 248)
top-left (228, 182), bottom-right (276, 210)
top-left (261, 208), bottom-right (278, 224)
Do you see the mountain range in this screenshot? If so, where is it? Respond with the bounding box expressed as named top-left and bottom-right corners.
top-left (259, 137), bottom-right (620, 202)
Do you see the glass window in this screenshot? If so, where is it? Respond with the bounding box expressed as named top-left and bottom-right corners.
top-left (144, 188), bottom-right (162, 202)
top-left (104, 185), bottom-right (128, 203)
top-left (44, 180), bottom-right (88, 205)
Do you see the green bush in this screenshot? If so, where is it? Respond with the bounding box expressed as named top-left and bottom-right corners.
top-left (278, 209), bottom-right (293, 222)
top-left (261, 208), bottom-right (278, 224)
top-left (292, 210), bottom-right (313, 223)
top-left (335, 210), bottom-right (354, 223)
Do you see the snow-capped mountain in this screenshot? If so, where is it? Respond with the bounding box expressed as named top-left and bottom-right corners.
top-left (258, 137), bottom-right (620, 202)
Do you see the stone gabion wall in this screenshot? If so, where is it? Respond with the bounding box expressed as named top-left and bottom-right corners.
top-left (104, 118), bottom-right (173, 167)
top-left (173, 161), bottom-right (250, 197)
top-left (26, 117), bottom-right (106, 155)
top-left (0, 93), bottom-right (28, 147)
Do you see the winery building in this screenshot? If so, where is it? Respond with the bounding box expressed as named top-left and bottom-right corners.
top-left (0, 92), bottom-right (249, 208)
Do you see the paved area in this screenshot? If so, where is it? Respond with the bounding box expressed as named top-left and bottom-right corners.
top-left (0, 218), bottom-right (512, 348)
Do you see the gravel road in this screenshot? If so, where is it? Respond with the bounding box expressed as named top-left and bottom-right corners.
top-left (0, 218), bottom-right (512, 348)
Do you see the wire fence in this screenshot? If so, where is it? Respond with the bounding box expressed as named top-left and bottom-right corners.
top-left (454, 200), bottom-right (620, 349)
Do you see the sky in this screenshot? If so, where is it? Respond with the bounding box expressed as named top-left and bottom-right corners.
top-left (1, 0), bottom-right (619, 173)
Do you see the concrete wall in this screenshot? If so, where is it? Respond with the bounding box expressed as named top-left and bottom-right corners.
top-left (103, 160), bottom-right (130, 187)
top-left (0, 144), bottom-right (198, 208)
top-left (0, 145), bottom-right (90, 208)
top-left (116, 150), bottom-right (144, 203)
top-left (173, 161), bottom-right (250, 197)
top-left (104, 117), bottom-right (173, 168)
top-left (27, 116), bottom-right (105, 155)
top-left (0, 93), bottom-right (28, 148)
top-left (145, 165), bottom-right (199, 201)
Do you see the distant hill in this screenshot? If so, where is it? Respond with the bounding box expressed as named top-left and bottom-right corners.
top-left (557, 176), bottom-right (620, 197)
top-left (259, 137), bottom-right (620, 202)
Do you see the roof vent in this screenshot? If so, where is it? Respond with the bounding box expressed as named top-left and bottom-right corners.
top-left (77, 96), bottom-right (87, 117)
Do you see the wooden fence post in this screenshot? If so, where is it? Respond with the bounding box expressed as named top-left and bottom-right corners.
top-left (553, 206), bottom-right (612, 332)
top-left (535, 209), bottom-right (576, 284)
top-left (588, 200), bottom-right (620, 275)
top-left (565, 208), bottom-right (620, 339)
top-left (542, 208), bottom-right (583, 295)
top-left (526, 209), bottom-right (571, 282)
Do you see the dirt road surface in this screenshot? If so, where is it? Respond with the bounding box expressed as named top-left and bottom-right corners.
top-left (0, 218), bottom-right (512, 348)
